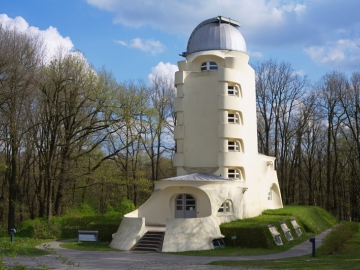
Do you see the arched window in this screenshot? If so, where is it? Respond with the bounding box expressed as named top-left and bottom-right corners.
top-left (201, 61), bottom-right (218, 71)
top-left (218, 200), bottom-right (232, 213)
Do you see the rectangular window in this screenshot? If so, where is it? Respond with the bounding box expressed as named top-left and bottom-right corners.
top-left (228, 141), bottom-right (239, 151)
top-left (228, 114), bottom-right (238, 123)
top-left (228, 169), bottom-right (240, 179)
top-left (228, 86), bottom-right (238, 96)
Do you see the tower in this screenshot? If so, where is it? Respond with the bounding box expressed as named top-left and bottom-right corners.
top-left (110, 16), bottom-right (283, 253)
top-left (174, 16), bottom-right (258, 182)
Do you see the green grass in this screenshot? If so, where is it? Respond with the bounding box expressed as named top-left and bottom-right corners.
top-left (222, 205), bottom-right (338, 232)
top-left (0, 237), bottom-right (49, 257)
top-left (208, 223), bottom-right (360, 270)
top-left (60, 241), bottom-right (119, 252)
top-left (262, 206), bottom-right (339, 233)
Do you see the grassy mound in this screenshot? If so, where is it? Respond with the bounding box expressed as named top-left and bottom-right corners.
top-left (220, 206), bottom-right (338, 249)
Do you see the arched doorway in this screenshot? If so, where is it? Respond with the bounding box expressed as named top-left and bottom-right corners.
top-left (175, 194), bottom-right (196, 218)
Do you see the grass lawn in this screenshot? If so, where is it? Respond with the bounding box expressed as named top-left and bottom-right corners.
top-left (0, 237), bottom-right (49, 257)
top-left (208, 223), bottom-right (360, 270)
top-left (60, 241), bottom-right (119, 252)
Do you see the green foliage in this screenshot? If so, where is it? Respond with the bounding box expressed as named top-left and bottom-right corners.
top-left (320, 222), bottom-right (359, 254)
top-left (85, 223), bottom-right (120, 242)
top-left (18, 211), bottom-right (122, 243)
top-left (18, 218), bottom-right (62, 239)
top-left (104, 198), bottom-right (136, 218)
top-left (63, 203), bottom-right (96, 218)
top-left (0, 227), bottom-right (8, 237)
top-left (221, 226), bottom-right (274, 248)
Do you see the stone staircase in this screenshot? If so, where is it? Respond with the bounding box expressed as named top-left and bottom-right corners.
top-left (131, 231), bottom-right (165, 252)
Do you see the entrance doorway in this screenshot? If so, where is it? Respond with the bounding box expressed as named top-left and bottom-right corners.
top-left (175, 194), bottom-right (196, 218)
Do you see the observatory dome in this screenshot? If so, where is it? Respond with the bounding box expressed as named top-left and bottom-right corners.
top-left (184, 16), bottom-right (246, 56)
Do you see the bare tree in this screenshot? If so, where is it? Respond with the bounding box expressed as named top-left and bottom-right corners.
top-left (0, 25), bottom-right (44, 229)
top-left (142, 76), bottom-right (176, 182)
top-left (254, 59), bottom-right (308, 202)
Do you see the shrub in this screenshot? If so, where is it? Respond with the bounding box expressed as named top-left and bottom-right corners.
top-left (221, 226), bottom-right (275, 248)
top-left (321, 222), bottom-right (359, 254)
top-left (18, 218), bottom-right (62, 239)
top-left (0, 226), bottom-right (7, 237)
top-left (104, 198), bottom-right (136, 218)
top-left (86, 223), bottom-right (120, 242)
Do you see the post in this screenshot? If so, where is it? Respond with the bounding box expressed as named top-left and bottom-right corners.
top-left (231, 235), bottom-right (236, 247)
top-left (309, 237), bottom-right (315, 257)
top-left (10, 228), bottom-right (16, 243)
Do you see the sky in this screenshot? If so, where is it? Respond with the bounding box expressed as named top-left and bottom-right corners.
top-left (1, 0), bottom-right (360, 84)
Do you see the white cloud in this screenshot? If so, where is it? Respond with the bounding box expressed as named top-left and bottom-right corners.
top-left (86, 0), bottom-right (305, 35)
top-left (86, 0), bottom-right (360, 72)
top-left (116, 38), bottom-right (165, 55)
top-left (304, 39), bottom-right (360, 69)
top-left (248, 50), bottom-right (263, 58)
top-left (148, 62), bottom-right (178, 82)
top-left (0, 14), bottom-right (74, 61)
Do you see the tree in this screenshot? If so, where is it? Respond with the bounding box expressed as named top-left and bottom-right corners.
top-left (0, 25), bottom-right (43, 230)
top-left (142, 76), bottom-right (176, 182)
top-left (317, 71), bottom-right (347, 215)
top-left (35, 51), bottom-right (136, 218)
top-left (254, 59), bottom-right (308, 201)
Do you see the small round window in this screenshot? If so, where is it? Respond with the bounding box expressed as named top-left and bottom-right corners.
top-left (201, 61), bottom-right (218, 71)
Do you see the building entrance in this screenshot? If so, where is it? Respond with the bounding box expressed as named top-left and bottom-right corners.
top-left (175, 194), bottom-right (196, 218)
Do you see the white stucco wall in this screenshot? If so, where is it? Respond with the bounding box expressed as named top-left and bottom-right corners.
top-left (110, 48), bottom-right (283, 252)
top-left (109, 216), bottom-right (147, 250)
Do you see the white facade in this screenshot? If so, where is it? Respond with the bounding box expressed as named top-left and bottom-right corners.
top-left (110, 16), bottom-right (283, 252)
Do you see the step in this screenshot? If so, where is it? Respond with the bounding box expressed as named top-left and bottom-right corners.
top-left (131, 231), bottom-right (165, 252)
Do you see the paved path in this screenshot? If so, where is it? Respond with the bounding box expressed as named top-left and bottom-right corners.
top-left (3, 229), bottom-right (331, 270)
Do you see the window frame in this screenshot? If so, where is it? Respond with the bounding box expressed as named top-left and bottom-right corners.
top-left (228, 169), bottom-right (241, 179)
top-left (201, 61), bottom-right (218, 71)
top-left (227, 85), bottom-right (238, 96)
top-left (228, 113), bottom-right (239, 124)
top-left (228, 140), bottom-right (240, 152)
top-left (218, 200), bottom-right (232, 213)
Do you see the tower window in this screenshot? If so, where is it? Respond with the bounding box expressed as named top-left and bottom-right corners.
top-left (228, 84), bottom-right (242, 97)
top-left (228, 113), bottom-right (239, 123)
top-left (228, 86), bottom-right (238, 96)
top-left (228, 169), bottom-right (241, 179)
top-left (228, 141), bottom-right (240, 151)
top-left (201, 61), bottom-right (218, 71)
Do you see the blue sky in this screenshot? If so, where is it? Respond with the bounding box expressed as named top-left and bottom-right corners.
top-left (1, 0), bottom-right (359, 84)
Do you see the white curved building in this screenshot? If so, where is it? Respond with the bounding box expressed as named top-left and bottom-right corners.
top-left (110, 16), bottom-right (283, 252)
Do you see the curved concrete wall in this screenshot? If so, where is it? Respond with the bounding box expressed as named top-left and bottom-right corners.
top-left (110, 216), bottom-right (147, 250)
top-left (162, 216), bottom-right (224, 252)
